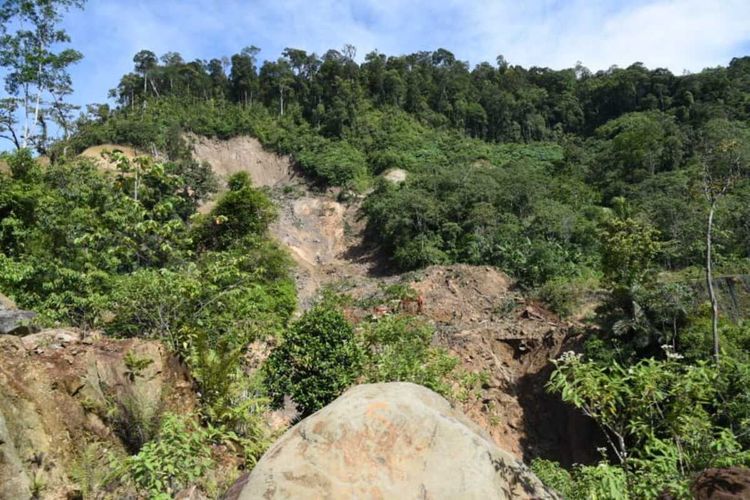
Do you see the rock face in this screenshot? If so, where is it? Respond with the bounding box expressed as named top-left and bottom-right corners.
top-left (232, 382), bottom-right (557, 500)
top-left (0, 329), bottom-right (196, 499)
top-left (692, 467), bottom-right (750, 499)
top-left (0, 292), bottom-right (37, 335)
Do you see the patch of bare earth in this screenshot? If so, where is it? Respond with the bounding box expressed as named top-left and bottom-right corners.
top-left (187, 134), bottom-right (295, 188)
top-left (192, 135), bottom-right (598, 464)
top-left (79, 143), bottom-right (145, 171)
top-left (0, 330), bottom-right (197, 499)
top-left (406, 265), bottom-right (598, 465)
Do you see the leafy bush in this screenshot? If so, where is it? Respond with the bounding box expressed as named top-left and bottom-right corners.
top-left (265, 305), bottom-right (363, 416)
top-left (547, 352), bottom-right (750, 497)
top-left (119, 413), bottom-right (214, 498)
top-left (194, 171), bottom-right (277, 251)
top-left (360, 315), bottom-right (458, 397)
top-left (532, 458), bottom-right (629, 499)
top-left (297, 139), bottom-right (369, 188)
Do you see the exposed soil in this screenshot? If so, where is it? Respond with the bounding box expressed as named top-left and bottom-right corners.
top-left (187, 134), bottom-right (295, 188)
top-left (79, 143), bottom-right (145, 171)
top-left (191, 135), bottom-right (600, 465)
top-left (0, 329), bottom-right (197, 499)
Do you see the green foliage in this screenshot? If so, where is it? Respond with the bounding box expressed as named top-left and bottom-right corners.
top-left (194, 172), bottom-right (277, 251)
top-left (118, 413), bottom-right (214, 498)
top-left (536, 272), bottom-right (600, 318)
top-left (265, 305), bottom-right (363, 416)
top-left (106, 241), bottom-right (295, 345)
top-left (70, 443), bottom-right (116, 499)
top-left (362, 149), bottom-right (597, 288)
top-left (547, 352), bottom-right (750, 497)
top-left (599, 209), bottom-right (661, 289)
top-left (264, 299), bottom-right (469, 419)
top-left (530, 458), bottom-right (574, 497)
top-left (0, 0), bottom-right (85, 152)
top-left (106, 391), bottom-right (163, 455)
top-left (297, 139), bottom-right (369, 188)
top-left (533, 457), bottom-right (631, 499)
top-left (359, 315), bottom-right (458, 396)
top-left (123, 350), bottom-right (153, 381)
top-left (592, 111), bottom-right (684, 199)
top-left (0, 152), bottom-right (213, 325)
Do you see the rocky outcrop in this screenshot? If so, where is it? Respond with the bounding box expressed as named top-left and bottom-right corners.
top-left (693, 467), bottom-right (750, 499)
top-left (0, 292), bottom-right (37, 335)
top-left (229, 382), bottom-right (558, 500)
top-left (0, 329), bottom-right (196, 499)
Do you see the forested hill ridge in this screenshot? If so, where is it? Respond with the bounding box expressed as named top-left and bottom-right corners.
top-left (2, 19), bottom-right (750, 497)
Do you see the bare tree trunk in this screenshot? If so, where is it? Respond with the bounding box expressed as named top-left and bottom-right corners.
top-left (30, 59), bottom-right (43, 147)
top-left (706, 202), bottom-right (720, 364)
top-left (22, 84), bottom-right (30, 148)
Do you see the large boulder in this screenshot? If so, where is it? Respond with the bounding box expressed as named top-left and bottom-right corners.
top-left (230, 382), bottom-right (557, 499)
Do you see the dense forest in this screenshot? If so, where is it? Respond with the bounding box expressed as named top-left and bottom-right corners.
top-left (2, 1), bottom-right (750, 498)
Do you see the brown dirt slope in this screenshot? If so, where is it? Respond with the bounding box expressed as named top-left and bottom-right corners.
top-left (407, 265), bottom-right (597, 464)
top-left (191, 135), bottom-right (598, 465)
top-left (0, 329), bottom-right (196, 499)
top-left (187, 134), bottom-right (295, 188)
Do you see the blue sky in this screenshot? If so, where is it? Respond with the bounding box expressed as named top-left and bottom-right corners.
top-left (44, 0), bottom-right (750, 108)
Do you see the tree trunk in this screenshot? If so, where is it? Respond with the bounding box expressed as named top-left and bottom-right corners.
top-left (706, 202), bottom-right (720, 364)
top-left (22, 84), bottom-right (30, 148)
top-left (30, 59), bottom-right (43, 147)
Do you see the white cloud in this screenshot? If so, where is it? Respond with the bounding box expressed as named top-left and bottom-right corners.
top-left (464, 0), bottom-right (750, 72)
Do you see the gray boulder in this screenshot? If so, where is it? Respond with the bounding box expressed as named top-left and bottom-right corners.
top-left (0, 309), bottom-right (36, 335)
top-left (0, 292), bottom-right (37, 335)
top-left (231, 382), bottom-right (558, 499)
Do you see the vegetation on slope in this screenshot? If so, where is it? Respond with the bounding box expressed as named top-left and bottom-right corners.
top-left (3, 2), bottom-right (750, 496)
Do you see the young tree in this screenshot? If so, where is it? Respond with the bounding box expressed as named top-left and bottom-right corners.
top-left (0, 0), bottom-right (85, 150)
top-left (698, 120), bottom-right (750, 363)
top-left (133, 49), bottom-right (158, 97)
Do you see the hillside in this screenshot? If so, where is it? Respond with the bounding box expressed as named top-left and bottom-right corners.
top-left (1, 17), bottom-right (750, 495)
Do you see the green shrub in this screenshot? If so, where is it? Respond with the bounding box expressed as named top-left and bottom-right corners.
top-left (360, 315), bottom-right (458, 397)
top-left (547, 353), bottom-right (750, 497)
top-left (119, 413), bottom-right (214, 498)
top-left (194, 172), bottom-right (277, 251)
top-left (530, 458), bottom-right (574, 498)
top-left (265, 305), bottom-right (363, 416)
top-left (532, 458), bottom-right (630, 499)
